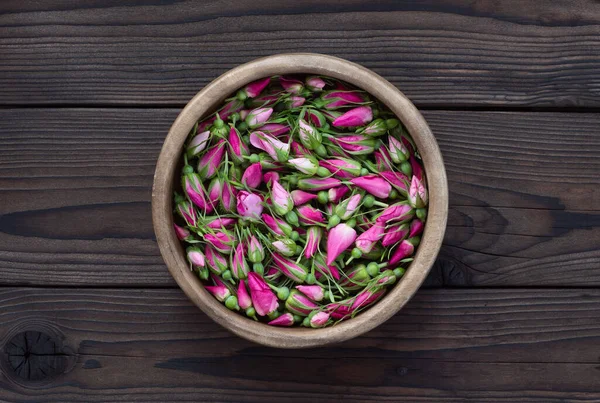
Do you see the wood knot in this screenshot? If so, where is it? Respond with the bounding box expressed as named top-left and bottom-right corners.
top-left (4, 331), bottom-right (69, 381)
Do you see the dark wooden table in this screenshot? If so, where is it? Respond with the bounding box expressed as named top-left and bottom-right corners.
top-left (1, 1), bottom-right (600, 401)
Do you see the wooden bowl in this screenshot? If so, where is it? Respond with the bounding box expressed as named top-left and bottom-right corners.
top-left (152, 53), bottom-right (448, 348)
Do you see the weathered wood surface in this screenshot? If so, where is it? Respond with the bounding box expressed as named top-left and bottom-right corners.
top-left (1, 288), bottom-right (600, 402)
top-left (1, 108), bottom-right (598, 286)
top-left (2, 0), bottom-right (600, 107)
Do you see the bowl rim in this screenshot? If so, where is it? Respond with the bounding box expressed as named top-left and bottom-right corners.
top-left (152, 53), bottom-right (448, 348)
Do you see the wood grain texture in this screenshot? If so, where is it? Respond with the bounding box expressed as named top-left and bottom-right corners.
top-left (1, 288), bottom-right (600, 402)
top-left (2, 0), bottom-right (600, 107)
top-left (1, 108), bottom-right (599, 286)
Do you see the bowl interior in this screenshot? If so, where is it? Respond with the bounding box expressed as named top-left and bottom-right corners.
top-left (152, 53), bottom-right (448, 348)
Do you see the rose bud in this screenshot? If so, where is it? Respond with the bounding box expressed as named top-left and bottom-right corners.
top-left (297, 177), bottom-right (342, 191)
top-left (360, 118), bottom-right (387, 136)
top-left (241, 163), bottom-right (263, 189)
top-left (280, 76), bottom-right (304, 94)
top-left (306, 108), bottom-right (327, 127)
top-left (388, 239), bottom-right (416, 267)
top-left (204, 231), bottom-right (234, 254)
top-left (320, 90), bottom-right (365, 109)
top-left (272, 238), bottom-right (297, 257)
top-left (273, 253), bottom-right (308, 283)
top-left (296, 285), bottom-right (325, 302)
top-left (175, 195), bottom-right (198, 227)
top-left (260, 123), bottom-right (290, 137)
top-left (250, 131), bottom-right (290, 162)
top-left (242, 77), bottom-right (270, 98)
top-left (247, 235), bottom-right (265, 263)
top-left (350, 175), bottom-right (392, 198)
top-left (206, 217), bottom-right (237, 229)
top-left (374, 149), bottom-right (394, 171)
top-left (288, 156), bottom-right (319, 175)
top-left (220, 181), bottom-right (237, 211)
top-left (205, 245), bottom-right (228, 274)
top-left (231, 243), bottom-right (250, 279)
top-left (332, 106), bottom-right (373, 127)
top-left (187, 130), bottom-right (210, 158)
top-left (326, 223), bottom-right (357, 265)
top-left (261, 213), bottom-right (293, 237)
top-left (304, 226), bottom-right (323, 258)
top-left (182, 170), bottom-right (212, 213)
top-left (186, 247), bottom-right (205, 269)
top-left (207, 177), bottom-right (223, 211)
top-left (285, 290), bottom-right (318, 316)
top-left (297, 205), bottom-right (325, 225)
top-left (228, 126), bottom-right (250, 164)
top-left (331, 135), bottom-right (377, 155)
top-left (263, 171), bottom-right (280, 186)
top-left (334, 194), bottom-right (362, 220)
top-left (237, 280), bottom-right (252, 310)
top-left (247, 272), bottom-right (279, 316)
top-left (245, 107), bottom-right (273, 129)
top-left (291, 189), bottom-right (318, 206)
top-left (310, 311), bottom-right (330, 328)
top-left (379, 171), bottom-right (409, 196)
top-left (306, 76), bottom-right (326, 91)
top-left (313, 254), bottom-right (341, 280)
top-left (382, 223), bottom-right (409, 247)
top-left (205, 284), bottom-right (231, 302)
top-left (408, 175), bottom-right (428, 208)
top-left (318, 158), bottom-right (362, 179)
top-left (271, 180), bottom-right (293, 215)
top-left (409, 219), bottom-right (425, 238)
top-left (236, 191), bottom-right (263, 219)
top-left (355, 222), bottom-right (385, 254)
top-left (328, 186), bottom-right (350, 203)
top-left (197, 139), bottom-right (226, 180)
top-left (351, 288), bottom-right (386, 311)
top-left (268, 312), bottom-right (295, 327)
top-left (298, 119), bottom-right (322, 150)
top-left (376, 202), bottom-right (414, 223)
top-left (389, 136), bottom-right (410, 163)
top-left (287, 96), bottom-right (305, 108)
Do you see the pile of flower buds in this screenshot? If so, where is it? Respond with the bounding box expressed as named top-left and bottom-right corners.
top-left (173, 74), bottom-right (428, 328)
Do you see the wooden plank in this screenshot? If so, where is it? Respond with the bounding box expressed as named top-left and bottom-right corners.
top-left (1, 109), bottom-right (599, 286)
top-left (2, 0), bottom-right (600, 107)
top-left (1, 288), bottom-right (599, 401)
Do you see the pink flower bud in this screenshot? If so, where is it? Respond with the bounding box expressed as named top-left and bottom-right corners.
top-left (321, 91), bottom-right (366, 109)
top-left (198, 117), bottom-right (215, 133)
top-left (231, 243), bottom-right (250, 279)
top-left (241, 163), bottom-right (263, 189)
top-left (288, 96), bottom-right (305, 108)
top-left (389, 136), bottom-right (409, 163)
top-left (268, 312), bottom-right (295, 327)
top-left (332, 106), bottom-right (373, 127)
top-left (355, 222), bottom-right (385, 254)
top-left (304, 226), bottom-right (323, 258)
top-left (361, 118), bottom-right (387, 136)
top-left (262, 171), bottom-right (280, 186)
top-left (280, 76), bottom-right (303, 94)
top-left (350, 175), bottom-right (392, 198)
top-left (260, 123), bottom-right (290, 137)
top-left (408, 175), bottom-right (428, 208)
top-left (206, 217), bottom-right (236, 230)
top-left (322, 110), bottom-right (342, 122)
top-left (272, 238), bottom-right (296, 257)
top-left (409, 219), bottom-right (424, 238)
top-left (220, 181), bottom-right (237, 211)
top-left (328, 186), bottom-right (350, 203)
top-left (331, 135), bottom-right (377, 155)
top-left (326, 223), bottom-right (357, 265)
top-left (236, 191), bottom-right (263, 219)
top-left (183, 173), bottom-right (213, 213)
top-left (244, 77), bottom-right (270, 98)
top-left (379, 171), bottom-right (409, 196)
top-left (389, 239), bottom-right (415, 267)
top-left (376, 202), bottom-right (414, 223)
top-left (204, 231), bottom-right (234, 254)
top-left (310, 311), bottom-right (330, 328)
top-left (314, 255), bottom-right (340, 280)
top-left (376, 270), bottom-right (397, 286)
top-left (298, 119), bottom-right (322, 150)
top-left (207, 177), bottom-right (223, 210)
top-left (306, 76), bottom-right (326, 91)
top-left (291, 141), bottom-right (311, 157)
top-left (271, 180), bottom-right (293, 215)
top-left (186, 247), bottom-right (205, 268)
top-left (187, 130), bottom-right (210, 157)
top-left (319, 158), bottom-right (362, 178)
top-left (176, 199), bottom-right (198, 227)
top-left (218, 99), bottom-right (244, 120)
top-left (247, 235), bottom-right (265, 263)
top-left (228, 126), bottom-right (250, 164)
top-left (382, 223), bottom-right (409, 247)
top-left (247, 272), bottom-right (278, 316)
top-left (291, 189), bottom-right (318, 206)
top-left (246, 107), bottom-right (273, 129)
top-left (296, 285), bottom-right (324, 302)
top-left (205, 285), bottom-right (230, 302)
top-left (273, 253), bottom-right (308, 283)
top-left (249, 131), bottom-right (290, 162)
top-left (410, 156), bottom-right (425, 181)
top-left (351, 288), bottom-right (386, 311)
top-left (197, 139), bottom-right (226, 180)
top-left (247, 93), bottom-right (280, 108)
top-left (306, 109), bottom-right (326, 127)
top-left (174, 223), bottom-right (192, 241)
top-left (298, 177), bottom-right (342, 191)
top-left (374, 149), bottom-right (394, 171)
top-left (205, 245), bottom-right (228, 274)
top-left (237, 281), bottom-right (252, 310)
top-left (261, 214), bottom-right (293, 237)
top-left (288, 156), bottom-right (319, 175)
top-left (334, 194), bottom-right (362, 220)
top-left (285, 290), bottom-right (318, 316)
top-left (297, 204), bottom-right (325, 225)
